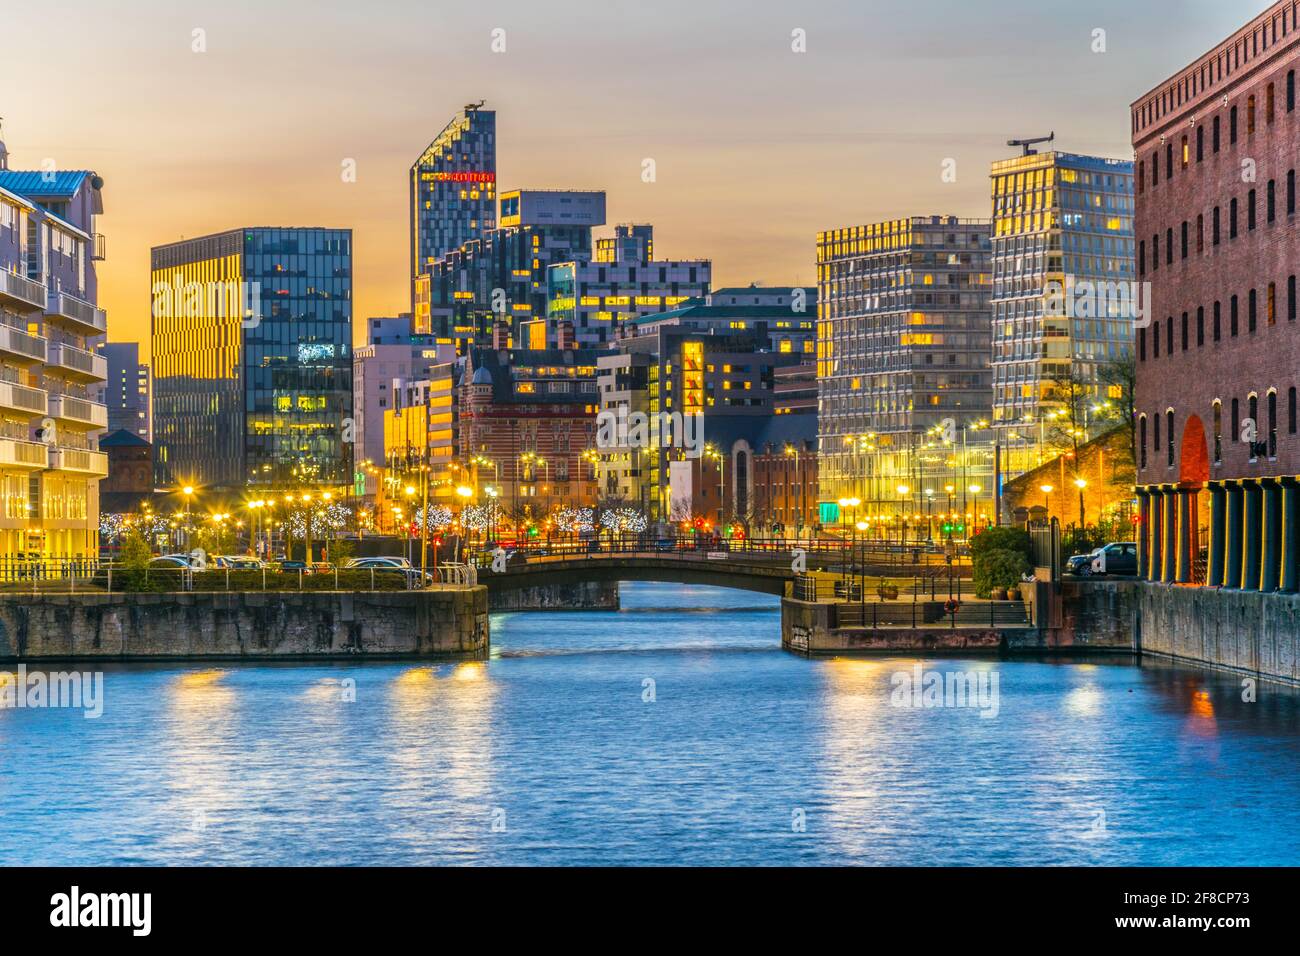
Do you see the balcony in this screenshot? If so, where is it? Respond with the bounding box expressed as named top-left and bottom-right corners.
top-left (0, 270), bottom-right (48, 313)
top-left (44, 291), bottom-right (107, 336)
top-left (0, 324), bottom-right (47, 366)
top-left (92, 233), bottom-right (107, 262)
top-left (47, 393), bottom-right (107, 429)
top-left (48, 447), bottom-right (108, 477)
top-left (45, 342), bottom-right (107, 383)
top-left (0, 380), bottom-right (48, 417)
top-left (0, 438), bottom-right (49, 471)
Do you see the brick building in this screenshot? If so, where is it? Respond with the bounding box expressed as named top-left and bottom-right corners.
top-left (1133, 0), bottom-right (1300, 589)
top-left (1002, 426), bottom-right (1135, 528)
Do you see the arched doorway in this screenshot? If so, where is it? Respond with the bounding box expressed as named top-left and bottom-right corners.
top-left (1178, 414), bottom-right (1210, 581)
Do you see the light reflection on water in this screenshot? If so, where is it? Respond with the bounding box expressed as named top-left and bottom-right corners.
top-left (1, 581), bottom-right (1298, 865)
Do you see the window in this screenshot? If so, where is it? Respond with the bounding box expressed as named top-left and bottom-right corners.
top-left (1269, 391), bottom-right (1278, 457)
top-left (1291, 275), bottom-right (1297, 321)
top-left (1268, 282), bottom-right (1277, 325)
top-left (1290, 387), bottom-right (1297, 434)
top-left (1247, 95), bottom-right (1256, 134)
top-left (1249, 288), bottom-right (1258, 331)
top-left (1138, 326), bottom-right (1147, 361)
top-left (1289, 70), bottom-right (1296, 112)
top-left (1152, 150), bottom-right (1159, 186)
top-left (1182, 312), bottom-right (1189, 350)
top-left (1249, 395), bottom-right (1260, 457)
top-left (1248, 189), bottom-right (1257, 230)
top-left (1269, 180), bottom-right (1276, 222)
top-left (1290, 170), bottom-right (1296, 215)
top-left (1214, 401), bottom-right (1223, 463)
top-left (1154, 410), bottom-right (1161, 455)
top-left (1181, 135), bottom-right (1189, 169)
top-left (1231, 105), bottom-right (1239, 143)
top-left (1152, 233), bottom-right (1160, 269)
top-left (1138, 160), bottom-right (1145, 194)
top-left (1197, 214), bottom-right (1204, 253)
top-left (1231, 198), bottom-right (1239, 238)
top-left (1166, 227), bottom-right (1174, 264)
top-left (1197, 124), bottom-right (1205, 161)
top-left (1213, 114), bottom-right (1222, 152)
top-left (1139, 239), bottom-right (1147, 277)
top-left (1167, 315), bottom-right (1174, 354)
top-left (1140, 416), bottom-right (1148, 468)
top-left (1214, 300), bottom-right (1222, 340)
top-left (1181, 221), bottom-right (1189, 258)
top-left (1267, 83), bottom-right (1275, 124)
top-left (1231, 295), bottom-right (1240, 335)
top-left (1166, 143), bottom-right (1174, 179)
top-left (1153, 323), bottom-right (1160, 357)
top-left (1232, 398), bottom-right (1240, 441)
top-left (1197, 305), bottom-right (1205, 346)
top-left (1167, 410), bottom-right (1175, 467)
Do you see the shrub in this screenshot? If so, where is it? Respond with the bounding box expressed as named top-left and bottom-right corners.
top-left (973, 548), bottom-right (1030, 598)
top-left (969, 525), bottom-right (1030, 560)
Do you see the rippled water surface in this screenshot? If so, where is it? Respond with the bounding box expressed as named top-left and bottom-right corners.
top-left (2, 582), bottom-right (1299, 865)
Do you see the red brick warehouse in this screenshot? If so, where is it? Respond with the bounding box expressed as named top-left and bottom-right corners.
top-left (1133, 0), bottom-right (1300, 590)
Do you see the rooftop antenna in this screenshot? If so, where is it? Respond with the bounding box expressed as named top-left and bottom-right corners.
top-left (1007, 131), bottom-right (1055, 157)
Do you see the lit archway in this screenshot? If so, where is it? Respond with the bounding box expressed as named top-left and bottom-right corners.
top-left (1179, 414), bottom-right (1210, 487)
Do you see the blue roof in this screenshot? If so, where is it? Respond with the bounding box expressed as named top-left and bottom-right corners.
top-left (0, 170), bottom-right (93, 199)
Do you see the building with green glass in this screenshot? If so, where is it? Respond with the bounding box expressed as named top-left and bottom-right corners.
top-left (150, 227), bottom-right (353, 493)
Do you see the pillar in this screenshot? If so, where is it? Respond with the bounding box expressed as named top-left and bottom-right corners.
top-left (1283, 478), bottom-right (1300, 593)
top-left (1241, 480), bottom-right (1262, 591)
top-left (1136, 489), bottom-right (1151, 580)
top-left (1208, 482), bottom-right (1227, 587)
top-left (1148, 489), bottom-right (1163, 582)
top-left (1225, 481), bottom-right (1243, 589)
top-left (1163, 487), bottom-right (1178, 583)
top-left (1176, 487), bottom-right (1193, 583)
top-left (1262, 479), bottom-right (1283, 593)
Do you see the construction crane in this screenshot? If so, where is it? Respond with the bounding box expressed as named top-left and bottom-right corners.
top-left (1007, 132), bottom-right (1055, 156)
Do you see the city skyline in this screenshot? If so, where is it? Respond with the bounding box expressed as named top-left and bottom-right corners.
top-left (0, 0), bottom-right (1267, 361)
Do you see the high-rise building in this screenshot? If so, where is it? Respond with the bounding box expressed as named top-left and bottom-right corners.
top-left (816, 217), bottom-right (993, 526)
top-left (989, 149), bottom-right (1136, 476)
top-left (1132, 0), bottom-right (1300, 590)
top-left (96, 342), bottom-right (151, 441)
top-left (0, 150), bottom-right (109, 562)
top-left (409, 104), bottom-right (496, 297)
top-left (596, 224), bottom-right (654, 263)
top-left (150, 227), bottom-right (352, 491)
top-left (414, 190), bottom-right (602, 351)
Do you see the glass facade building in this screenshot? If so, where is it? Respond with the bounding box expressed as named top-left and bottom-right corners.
top-left (151, 227), bottom-right (353, 492)
top-left (816, 217), bottom-right (993, 525)
top-left (989, 151), bottom-right (1136, 476)
top-left (409, 105), bottom-right (496, 294)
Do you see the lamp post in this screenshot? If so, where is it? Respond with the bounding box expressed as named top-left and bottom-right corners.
top-left (837, 496), bottom-right (860, 584)
top-left (302, 493), bottom-right (314, 563)
top-left (1074, 477), bottom-right (1087, 529)
top-left (1039, 484), bottom-right (1054, 523)
top-left (968, 484), bottom-right (982, 536)
top-left (896, 484), bottom-right (910, 548)
top-left (181, 485), bottom-right (194, 552)
top-left (284, 494), bottom-right (296, 559)
top-left (455, 484), bottom-right (473, 562)
top-left (322, 491), bottom-right (333, 563)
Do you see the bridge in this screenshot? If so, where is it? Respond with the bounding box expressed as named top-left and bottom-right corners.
top-left (476, 542), bottom-right (969, 598)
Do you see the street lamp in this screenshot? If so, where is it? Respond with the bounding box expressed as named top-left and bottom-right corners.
top-left (1039, 484), bottom-right (1054, 521)
top-left (1074, 477), bottom-right (1087, 528)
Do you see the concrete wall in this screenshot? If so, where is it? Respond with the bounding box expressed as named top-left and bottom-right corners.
top-left (1138, 583), bottom-right (1300, 685)
top-left (488, 580), bottom-right (619, 612)
top-left (0, 588), bottom-right (489, 661)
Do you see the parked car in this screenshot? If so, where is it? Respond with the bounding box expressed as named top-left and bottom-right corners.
top-left (278, 559), bottom-right (310, 573)
top-left (1065, 552), bottom-right (1095, 576)
top-left (654, 538), bottom-right (677, 552)
top-left (1091, 542), bottom-right (1139, 576)
top-left (214, 555), bottom-right (264, 570)
top-left (309, 561), bottom-right (335, 575)
top-left (149, 554), bottom-right (195, 569)
top-left (344, 556), bottom-right (433, 585)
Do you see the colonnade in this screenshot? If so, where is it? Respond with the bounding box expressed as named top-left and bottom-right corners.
top-left (1137, 478), bottom-right (1300, 591)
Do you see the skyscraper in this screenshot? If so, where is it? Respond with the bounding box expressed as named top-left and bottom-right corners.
top-left (989, 148), bottom-right (1136, 476)
top-left (409, 103), bottom-right (496, 298)
top-left (151, 227), bottom-right (353, 491)
top-left (816, 216), bottom-right (993, 526)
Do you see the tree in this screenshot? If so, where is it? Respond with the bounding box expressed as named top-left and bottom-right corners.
top-left (1096, 354), bottom-right (1137, 487)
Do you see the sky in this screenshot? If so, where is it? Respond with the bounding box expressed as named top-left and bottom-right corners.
top-left (0, 0), bottom-right (1274, 360)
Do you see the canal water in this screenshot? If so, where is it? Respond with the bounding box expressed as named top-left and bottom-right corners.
top-left (2, 582), bottom-right (1299, 866)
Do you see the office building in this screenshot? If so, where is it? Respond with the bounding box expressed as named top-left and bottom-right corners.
top-left (989, 148), bottom-right (1136, 476)
top-left (151, 227), bottom-right (352, 491)
top-left (816, 216), bottom-right (993, 526)
top-left (96, 342), bottom-right (151, 441)
top-left (409, 103), bottom-right (496, 291)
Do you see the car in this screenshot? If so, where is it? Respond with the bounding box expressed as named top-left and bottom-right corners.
top-left (214, 555), bottom-right (264, 570)
top-left (1091, 542), bottom-right (1139, 576)
top-left (149, 554), bottom-right (195, 569)
top-left (309, 562), bottom-right (335, 574)
top-left (654, 538), bottom-right (677, 552)
top-left (278, 559), bottom-right (310, 573)
top-left (1065, 552), bottom-right (1095, 576)
top-left (344, 556), bottom-right (413, 570)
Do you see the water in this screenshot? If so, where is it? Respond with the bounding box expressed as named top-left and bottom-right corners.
top-left (2, 581), bottom-right (1299, 866)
